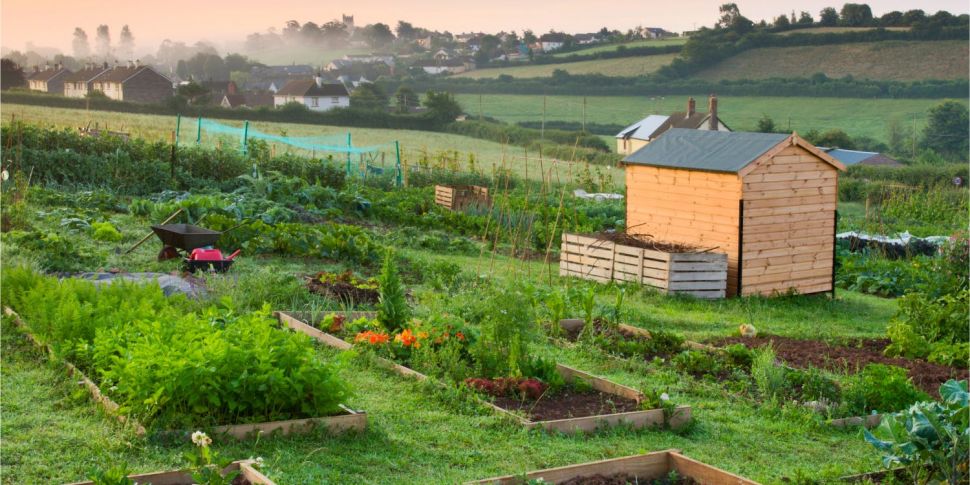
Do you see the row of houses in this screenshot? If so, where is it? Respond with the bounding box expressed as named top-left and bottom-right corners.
top-left (28, 61), bottom-right (173, 103)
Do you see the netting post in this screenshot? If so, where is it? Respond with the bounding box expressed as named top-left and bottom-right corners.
top-left (241, 120), bottom-right (249, 154)
top-left (346, 132), bottom-right (352, 176)
top-left (395, 140), bottom-right (402, 187)
top-left (174, 114), bottom-right (181, 149)
top-left (196, 117), bottom-right (202, 144)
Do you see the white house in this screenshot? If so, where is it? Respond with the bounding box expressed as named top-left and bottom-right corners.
top-left (615, 95), bottom-right (731, 155)
top-left (273, 76), bottom-right (350, 111)
top-left (538, 33), bottom-right (568, 52)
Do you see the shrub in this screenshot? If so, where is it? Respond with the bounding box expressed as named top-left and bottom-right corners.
top-left (377, 249), bottom-right (411, 333)
top-left (751, 345), bottom-right (787, 402)
top-left (90, 221), bottom-right (123, 242)
top-left (672, 349), bottom-right (722, 378)
top-left (885, 290), bottom-right (970, 366)
top-left (842, 364), bottom-right (929, 415)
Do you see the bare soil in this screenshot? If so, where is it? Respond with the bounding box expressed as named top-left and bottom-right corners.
top-left (305, 272), bottom-right (379, 305)
top-left (492, 388), bottom-right (640, 421)
top-left (559, 472), bottom-right (697, 485)
top-left (711, 335), bottom-right (969, 396)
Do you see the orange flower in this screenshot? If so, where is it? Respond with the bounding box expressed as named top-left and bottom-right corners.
top-left (355, 330), bottom-right (389, 345)
top-left (455, 331), bottom-right (465, 341)
top-left (417, 331), bottom-right (429, 340)
top-left (395, 329), bottom-right (417, 347)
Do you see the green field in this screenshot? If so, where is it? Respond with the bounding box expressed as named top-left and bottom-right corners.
top-left (4, 103), bottom-right (620, 183)
top-left (455, 93), bottom-right (965, 143)
top-left (695, 40), bottom-right (969, 82)
top-left (776, 26), bottom-right (911, 35)
top-left (550, 37), bottom-right (687, 58)
top-left (454, 53), bottom-right (678, 79)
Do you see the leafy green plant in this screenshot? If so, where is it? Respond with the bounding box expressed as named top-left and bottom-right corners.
top-left (377, 249), bottom-right (411, 333)
top-left (86, 464), bottom-right (136, 485)
top-left (864, 380), bottom-right (969, 485)
top-left (672, 349), bottom-right (722, 378)
top-left (185, 431), bottom-right (240, 485)
top-left (751, 345), bottom-right (787, 402)
top-left (885, 290), bottom-right (969, 366)
top-left (841, 364), bottom-right (929, 416)
top-left (90, 221), bottom-right (122, 242)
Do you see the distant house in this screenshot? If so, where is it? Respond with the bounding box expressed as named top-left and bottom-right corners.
top-left (247, 65), bottom-right (314, 92)
top-left (27, 65), bottom-right (70, 94)
top-left (221, 91), bottom-right (274, 109)
top-left (90, 62), bottom-right (172, 103)
top-left (273, 77), bottom-right (350, 111)
top-left (63, 63), bottom-right (111, 98)
top-left (418, 58), bottom-right (471, 75)
top-left (417, 36), bottom-right (433, 49)
top-left (574, 33), bottom-right (601, 45)
top-left (539, 33), bottom-right (568, 52)
top-left (343, 54), bottom-right (395, 66)
top-left (643, 27), bottom-right (673, 39)
top-left (433, 49), bottom-right (457, 61)
top-left (820, 148), bottom-right (902, 167)
top-left (616, 95), bottom-right (730, 155)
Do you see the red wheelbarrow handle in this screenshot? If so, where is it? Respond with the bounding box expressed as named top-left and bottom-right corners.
top-left (227, 249), bottom-right (242, 260)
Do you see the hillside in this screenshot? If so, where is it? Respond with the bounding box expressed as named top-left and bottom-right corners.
top-left (550, 37), bottom-right (686, 58)
top-left (777, 26), bottom-right (910, 35)
top-left (453, 53), bottom-right (678, 79)
top-left (695, 40), bottom-right (968, 81)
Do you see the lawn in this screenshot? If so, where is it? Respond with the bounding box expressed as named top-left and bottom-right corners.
top-left (694, 40), bottom-right (969, 82)
top-left (453, 93), bottom-right (964, 143)
top-left (3, 103), bottom-right (616, 184)
top-left (453, 54), bottom-right (678, 79)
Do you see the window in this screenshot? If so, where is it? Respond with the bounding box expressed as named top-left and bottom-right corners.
top-left (311, 97), bottom-right (319, 107)
top-left (331, 97), bottom-right (340, 104)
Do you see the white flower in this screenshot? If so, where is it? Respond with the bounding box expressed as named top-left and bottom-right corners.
top-left (660, 393), bottom-right (670, 402)
top-left (191, 431), bottom-right (212, 447)
top-left (249, 456), bottom-right (265, 468)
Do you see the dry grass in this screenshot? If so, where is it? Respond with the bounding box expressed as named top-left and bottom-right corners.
top-left (695, 40), bottom-right (968, 81)
top-left (453, 54), bottom-right (678, 79)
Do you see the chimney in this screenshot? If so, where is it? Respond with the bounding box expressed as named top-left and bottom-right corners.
top-left (33, 65), bottom-right (39, 73)
top-left (314, 72), bottom-right (323, 87)
top-left (228, 81), bottom-right (237, 95)
top-left (687, 97), bottom-right (695, 117)
top-left (708, 94), bottom-right (718, 130)
top-left (127, 60), bottom-right (135, 68)
top-left (103, 61), bottom-right (109, 69)
top-left (135, 59), bottom-right (142, 67)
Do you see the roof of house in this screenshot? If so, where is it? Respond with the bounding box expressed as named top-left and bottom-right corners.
top-left (63, 67), bottom-right (108, 83)
top-left (539, 33), bottom-right (568, 42)
top-left (222, 94), bottom-right (247, 108)
top-left (616, 115), bottom-right (669, 140)
top-left (623, 129), bottom-right (792, 173)
top-left (28, 67), bottom-right (70, 82)
top-left (821, 148), bottom-right (902, 167)
top-left (92, 66), bottom-right (170, 84)
top-left (274, 79), bottom-right (349, 97)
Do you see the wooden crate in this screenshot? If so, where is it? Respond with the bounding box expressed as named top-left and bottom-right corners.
top-left (560, 233), bottom-right (728, 299)
top-left (435, 185), bottom-right (491, 211)
top-left (467, 449), bottom-right (760, 484)
top-left (277, 311), bottom-right (690, 433)
top-left (4, 307), bottom-right (367, 439)
top-left (65, 460), bottom-right (275, 485)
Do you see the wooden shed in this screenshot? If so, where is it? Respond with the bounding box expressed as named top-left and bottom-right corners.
top-left (621, 129), bottom-right (846, 297)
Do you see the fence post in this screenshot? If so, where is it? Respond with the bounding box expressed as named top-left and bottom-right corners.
top-left (174, 114), bottom-right (181, 149)
top-left (196, 116), bottom-right (202, 144)
top-left (241, 120), bottom-right (249, 154)
top-left (346, 133), bottom-right (352, 176)
top-left (395, 140), bottom-right (402, 187)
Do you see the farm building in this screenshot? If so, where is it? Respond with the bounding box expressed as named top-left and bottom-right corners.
top-left (622, 129), bottom-right (846, 297)
top-left (616, 95), bottom-right (730, 155)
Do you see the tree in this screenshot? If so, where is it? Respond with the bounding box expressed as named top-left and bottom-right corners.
top-left (879, 11), bottom-right (904, 27)
top-left (797, 11), bottom-right (814, 25)
top-left (300, 22), bottom-right (321, 43)
top-left (901, 9), bottom-right (926, 25)
top-left (349, 83), bottom-right (388, 111)
top-left (812, 129), bottom-right (855, 149)
top-left (394, 86), bottom-right (418, 114)
top-left (773, 14), bottom-right (791, 30)
top-left (72, 28), bottom-right (90, 59)
top-left (0, 59), bottom-right (26, 90)
top-left (95, 25), bottom-right (111, 58)
top-left (202, 55), bottom-right (229, 81)
top-left (717, 3), bottom-right (754, 34)
top-left (522, 30), bottom-right (537, 45)
top-left (755, 114), bottom-right (776, 133)
top-left (363, 23), bottom-right (395, 49)
top-left (224, 53), bottom-right (254, 72)
top-left (176, 81), bottom-right (211, 104)
top-left (819, 7), bottom-right (839, 26)
top-left (320, 21), bottom-right (349, 48)
top-left (922, 101), bottom-right (969, 161)
top-left (396, 21), bottom-right (416, 40)
top-left (118, 25), bottom-right (135, 60)
top-left (423, 90), bottom-right (463, 124)
top-left (840, 3), bottom-right (874, 27)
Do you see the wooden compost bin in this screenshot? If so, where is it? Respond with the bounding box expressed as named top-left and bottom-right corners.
top-left (3, 307), bottom-right (366, 439)
top-left (277, 311), bottom-right (690, 433)
top-left (560, 233), bottom-right (728, 299)
top-left (435, 184), bottom-right (490, 210)
top-left (65, 460), bottom-right (274, 485)
top-left (468, 449), bottom-right (760, 485)
top-left (622, 129), bottom-right (845, 297)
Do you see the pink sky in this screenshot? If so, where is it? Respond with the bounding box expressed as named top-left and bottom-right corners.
top-left (3, 0), bottom-right (967, 55)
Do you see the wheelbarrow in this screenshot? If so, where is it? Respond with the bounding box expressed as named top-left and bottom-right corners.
top-left (183, 248), bottom-right (242, 273)
top-left (150, 224), bottom-right (223, 261)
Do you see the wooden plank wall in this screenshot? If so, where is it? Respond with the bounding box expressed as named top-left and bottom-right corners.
top-left (740, 145), bottom-right (837, 296)
top-left (625, 166), bottom-right (742, 295)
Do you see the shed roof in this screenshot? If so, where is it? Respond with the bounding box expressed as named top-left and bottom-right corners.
top-left (622, 129), bottom-right (849, 174)
top-left (821, 148), bottom-right (902, 167)
top-left (616, 115), bottom-right (669, 140)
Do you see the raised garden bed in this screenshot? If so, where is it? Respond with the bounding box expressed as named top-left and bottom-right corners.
top-left (468, 449), bottom-right (760, 484)
top-left (277, 311), bottom-right (690, 433)
top-left (559, 319), bottom-right (714, 354)
top-left (435, 184), bottom-right (491, 211)
top-left (560, 233), bottom-right (728, 299)
top-left (710, 335), bottom-right (969, 397)
top-left (305, 271), bottom-right (380, 305)
top-left (4, 306), bottom-right (367, 439)
top-left (65, 460), bottom-right (274, 485)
